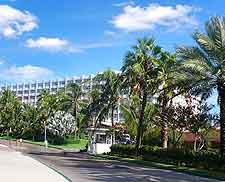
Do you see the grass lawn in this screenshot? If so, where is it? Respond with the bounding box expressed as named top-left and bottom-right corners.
top-left (24, 139), bottom-right (88, 150)
top-left (0, 136), bottom-right (88, 150)
top-left (93, 154), bottom-right (225, 181)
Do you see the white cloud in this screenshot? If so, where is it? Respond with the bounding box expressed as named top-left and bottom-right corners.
top-left (0, 5), bottom-right (38, 38)
top-left (25, 37), bottom-right (119, 53)
top-left (111, 4), bottom-right (199, 31)
top-left (25, 37), bottom-right (81, 53)
top-left (113, 1), bottom-right (135, 7)
top-left (104, 30), bottom-right (116, 37)
top-left (0, 65), bottom-right (55, 82)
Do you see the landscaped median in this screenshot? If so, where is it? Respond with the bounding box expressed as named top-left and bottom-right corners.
top-left (95, 144), bottom-right (225, 181)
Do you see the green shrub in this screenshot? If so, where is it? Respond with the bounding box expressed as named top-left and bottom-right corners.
top-left (48, 135), bottom-right (66, 145)
top-left (110, 144), bottom-right (225, 171)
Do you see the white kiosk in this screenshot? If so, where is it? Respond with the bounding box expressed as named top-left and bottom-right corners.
top-left (88, 126), bottom-right (112, 154)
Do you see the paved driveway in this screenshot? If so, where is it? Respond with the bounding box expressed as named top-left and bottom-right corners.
top-left (0, 140), bottom-right (223, 182)
top-left (0, 143), bottom-right (67, 182)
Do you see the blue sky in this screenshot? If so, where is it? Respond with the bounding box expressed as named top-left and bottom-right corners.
top-left (0, 0), bottom-right (224, 84)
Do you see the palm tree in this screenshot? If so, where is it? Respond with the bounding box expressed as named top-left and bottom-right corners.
top-left (122, 37), bottom-right (162, 154)
top-left (176, 16), bottom-right (225, 156)
top-left (64, 83), bottom-right (82, 140)
top-left (156, 52), bottom-right (178, 148)
top-left (94, 70), bottom-right (121, 144)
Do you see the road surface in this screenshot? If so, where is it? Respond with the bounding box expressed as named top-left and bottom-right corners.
top-left (0, 140), bottom-right (222, 182)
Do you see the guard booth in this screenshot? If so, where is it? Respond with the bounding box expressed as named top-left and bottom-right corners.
top-left (87, 126), bottom-right (112, 154)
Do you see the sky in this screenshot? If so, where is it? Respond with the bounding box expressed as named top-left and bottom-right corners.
top-left (0, 0), bottom-right (224, 84)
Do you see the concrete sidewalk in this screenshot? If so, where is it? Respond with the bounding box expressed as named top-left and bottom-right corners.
top-left (0, 144), bottom-right (68, 182)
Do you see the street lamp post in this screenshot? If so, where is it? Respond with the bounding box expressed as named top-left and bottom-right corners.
top-left (44, 121), bottom-right (48, 149)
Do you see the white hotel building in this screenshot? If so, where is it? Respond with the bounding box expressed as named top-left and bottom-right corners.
top-left (0, 74), bottom-right (124, 125)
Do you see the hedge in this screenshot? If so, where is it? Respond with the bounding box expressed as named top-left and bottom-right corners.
top-left (110, 144), bottom-right (225, 171)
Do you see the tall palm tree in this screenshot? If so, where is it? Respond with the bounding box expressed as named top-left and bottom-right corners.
top-left (156, 52), bottom-right (178, 148)
top-left (64, 83), bottom-right (82, 140)
top-left (94, 70), bottom-right (121, 144)
top-left (122, 37), bottom-right (161, 154)
top-left (177, 16), bottom-right (225, 156)
top-left (86, 88), bottom-right (109, 136)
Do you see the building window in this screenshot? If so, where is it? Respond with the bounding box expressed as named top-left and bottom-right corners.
top-left (24, 90), bottom-right (29, 94)
top-left (25, 84), bottom-right (29, 89)
top-left (17, 91), bottom-right (23, 95)
top-left (30, 96), bottom-right (35, 100)
top-left (38, 83), bottom-right (43, 88)
top-left (31, 84), bottom-right (36, 88)
top-left (52, 82), bottom-right (58, 86)
top-left (19, 85), bottom-right (23, 89)
top-left (96, 134), bottom-right (107, 144)
top-left (31, 90), bottom-right (35, 94)
top-left (59, 81), bottom-right (65, 86)
top-left (23, 96), bottom-right (29, 100)
top-left (45, 82), bottom-right (50, 88)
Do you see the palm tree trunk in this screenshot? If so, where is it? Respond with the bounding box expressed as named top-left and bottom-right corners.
top-left (162, 124), bottom-right (168, 148)
top-left (135, 89), bottom-right (147, 156)
top-left (194, 134), bottom-right (197, 152)
top-left (218, 85), bottom-right (225, 156)
top-left (111, 106), bottom-right (115, 144)
top-left (161, 93), bottom-right (168, 149)
top-left (73, 105), bottom-right (77, 140)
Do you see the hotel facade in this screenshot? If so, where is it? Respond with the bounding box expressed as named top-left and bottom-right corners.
top-left (0, 74), bottom-right (124, 125)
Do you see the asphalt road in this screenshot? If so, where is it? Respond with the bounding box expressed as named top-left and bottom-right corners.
top-left (0, 140), bottom-right (222, 182)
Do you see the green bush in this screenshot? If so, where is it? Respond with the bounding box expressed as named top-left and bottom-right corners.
top-left (48, 135), bottom-right (66, 145)
top-left (110, 144), bottom-right (225, 171)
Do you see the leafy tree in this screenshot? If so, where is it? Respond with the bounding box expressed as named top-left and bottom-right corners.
top-left (0, 89), bottom-right (22, 137)
top-left (47, 111), bottom-right (75, 137)
top-left (177, 16), bottom-right (225, 155)
top-left (22, 103), bottom-right (42, 140)
top-left (122, 37), bottom-right (162, 154)
top-left (37, 90), bottom-right (63, 142)
top-left (187, 103), bottom-right (217, 152)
